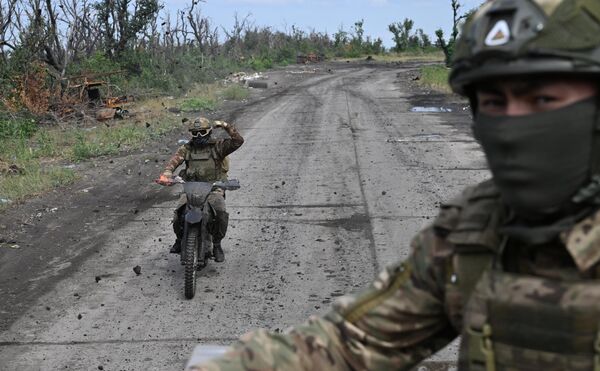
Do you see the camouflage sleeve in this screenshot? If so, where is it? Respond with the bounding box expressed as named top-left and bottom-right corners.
top-left (191, 226), bottom-right (455, 371)
top-left (215, 123), bottom-right (244, 159)
top-left (164, 145), bottom-right (187, 174)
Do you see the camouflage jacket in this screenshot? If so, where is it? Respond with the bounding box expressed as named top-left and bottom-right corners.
top-left (164, 124), bottom-right (244, 176)
top-left (192, 180), bottom-right (600, 371)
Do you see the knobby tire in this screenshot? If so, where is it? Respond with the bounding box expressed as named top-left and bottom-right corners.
top-left (184, 225), bottom-right (199, 299)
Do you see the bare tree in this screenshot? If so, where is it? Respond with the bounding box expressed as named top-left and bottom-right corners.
top-left (0, 0), bottom-right (18, 59)
top-left (222, 12), bottom-right (252, 59)
top-left (95, 0), bottom-right (162, 58)
top-left (40, 0), bottom-right (100, 81)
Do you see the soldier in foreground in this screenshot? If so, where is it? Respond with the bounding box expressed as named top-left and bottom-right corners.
top-left (193, 0), bottom-right (600, 369)
top-left (157, 117), bottom-right (244, 262)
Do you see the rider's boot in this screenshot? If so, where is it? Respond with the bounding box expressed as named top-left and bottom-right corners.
top-left (170, 238), bottom-right (181, 254)
top-left (213, 242), bottom-right (225, 263)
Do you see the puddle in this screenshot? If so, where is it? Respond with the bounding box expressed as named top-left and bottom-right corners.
top-left (411, 106), bottom-right (453, 113)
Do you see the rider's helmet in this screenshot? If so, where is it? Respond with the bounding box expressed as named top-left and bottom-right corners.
top-left (189, 117), bottom-right (212, 138)
top-left (450, 0), bottom-right (600, 97)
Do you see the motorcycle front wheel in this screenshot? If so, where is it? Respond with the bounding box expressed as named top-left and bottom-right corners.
top-left (184, 225), bottom-right (199, 299)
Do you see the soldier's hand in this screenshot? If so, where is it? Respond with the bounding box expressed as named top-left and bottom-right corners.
top-left (155, 173), bottom-right (173, 186)
top-left (214, 121), bottom-right (228, 129)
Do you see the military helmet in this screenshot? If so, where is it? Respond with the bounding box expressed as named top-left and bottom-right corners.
top-left (450, 0), bottom-right (600, 96)
top-left (189, 117), bottom-right (212, 137)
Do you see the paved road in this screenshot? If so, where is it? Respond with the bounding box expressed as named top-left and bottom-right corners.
top-left (0, 63), bottom-right (488, 370)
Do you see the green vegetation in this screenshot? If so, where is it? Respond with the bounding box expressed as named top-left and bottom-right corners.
top-left (419, 65), bottom-right (451, 93)
top-left (180, 97), bottom-right (218, 112)
top-left (0, 100), bottom-right (185, 206)
top-left (0, 116), bottom-right (38, 140)
top-left (0, 166), bottom-right (76, 209)
top-left (221, 85), bottom-right (250, 101)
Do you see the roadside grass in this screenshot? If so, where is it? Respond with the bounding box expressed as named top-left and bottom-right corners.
top-left (220, 84), bottom-right (250, 101)
top-left (180, 97), bottom-right (218, 112)
top-left (419, 65), bottom-right (452, 93)
top-left (0, 80), bottom-right (249, 208)
top-left (179, 83), bottom-right (221, 112)
top-left (335, 50), bottom-right (445, 63)
top-left (0, 165), bottom-right (76, 209)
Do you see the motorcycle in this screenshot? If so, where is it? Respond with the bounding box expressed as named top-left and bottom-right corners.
top-left (157, 176), bottom-right (240, 299)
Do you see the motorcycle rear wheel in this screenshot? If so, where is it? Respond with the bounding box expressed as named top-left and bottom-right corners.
top-left (184, 225), bottom-right (199, 299)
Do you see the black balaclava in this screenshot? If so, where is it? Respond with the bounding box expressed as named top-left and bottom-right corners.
top-left (473, 97), bottom-right (597, 223)
top-left (191, 134), bottom-right (211, 147)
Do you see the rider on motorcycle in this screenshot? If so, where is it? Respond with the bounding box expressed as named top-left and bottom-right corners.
top-left (157, 117), bottom-right (244, 262)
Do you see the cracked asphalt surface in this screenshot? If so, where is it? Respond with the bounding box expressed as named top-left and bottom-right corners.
top-left (0, 62), bottom-right (489, 370)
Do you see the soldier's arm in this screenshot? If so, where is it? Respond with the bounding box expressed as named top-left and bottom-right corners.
top-left (215, 122), bottom-right (244, 158)
top-left (191, 226), bottom-right (455, 371)
top-left (162, 145), bottom-right (187, 176)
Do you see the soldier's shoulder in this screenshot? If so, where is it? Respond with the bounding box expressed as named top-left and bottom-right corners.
top-left (433, 179), bottom-right (502, 236)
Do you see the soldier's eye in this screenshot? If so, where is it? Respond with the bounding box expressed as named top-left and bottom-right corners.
top-left (481, 98), bottom-right (505, 108)
top-left (534, 95), bottom-right (557, 105)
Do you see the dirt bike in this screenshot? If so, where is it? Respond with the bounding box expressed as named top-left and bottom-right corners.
top-left (157, 176), bottom-right (240, 299)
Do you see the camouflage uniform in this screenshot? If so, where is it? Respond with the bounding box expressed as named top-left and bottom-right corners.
top-left (165, 122), bottom-right (244, 249)
top-left (192, 180), bottom-right (600, 371)
top-left (191, 0), bottom-right (600, 369)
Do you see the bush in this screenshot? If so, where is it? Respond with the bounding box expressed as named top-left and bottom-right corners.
top-left (249, 56), bottom-right (273, 71)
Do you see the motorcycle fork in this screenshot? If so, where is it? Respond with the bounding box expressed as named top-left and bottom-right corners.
top-left (183, 206), bottom-right (204, 261)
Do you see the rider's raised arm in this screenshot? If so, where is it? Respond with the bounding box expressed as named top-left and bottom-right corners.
top-left (216, 123), bottom-right (244, 158)
top-left (190, 224), bottom-right (455, 371)
top-left (163, 145), bottom-right (188, 176)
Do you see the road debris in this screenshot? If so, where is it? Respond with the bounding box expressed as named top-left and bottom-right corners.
top-left (133, 265), bottom-right (142, 275)
top-left (226, 72), bottom-right (264, 85)
top-left (296, 52), bottom-right (325, 64)
top-left (288, 68), bottom-right (319, 75)
top-left (248, 81), bottom-right (268, 89)
top-left (95, 276), bottom-right (102, 283)
top-left (0, 161), bottom-right (24, 176)
top-left (96, 108), bottom-right (117, 121)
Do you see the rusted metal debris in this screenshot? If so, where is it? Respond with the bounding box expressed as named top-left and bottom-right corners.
top-left (0, 160), bottom-right (24, 175)
top-left (64, 71), bottom-right (133, 121)
top-left (296, 52), bottom-right (325, 64)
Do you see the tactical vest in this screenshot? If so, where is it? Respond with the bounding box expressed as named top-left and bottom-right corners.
top-left (183, 144), bottom-right (228, 182)
top-left (435, 180), bottom-right (600, 371)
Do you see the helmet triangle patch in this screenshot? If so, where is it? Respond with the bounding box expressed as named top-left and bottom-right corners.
top-left (485, 20), bottom-right (511, 46)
